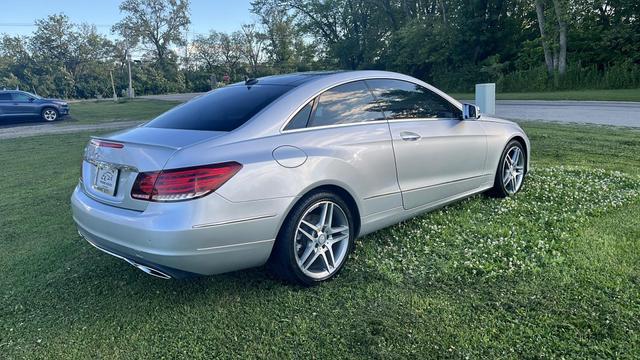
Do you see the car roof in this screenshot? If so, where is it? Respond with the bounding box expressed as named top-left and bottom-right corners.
top-left (230, 71), bottom-right (348, 87)
top-left (208, 70), bottom-right (462, 139)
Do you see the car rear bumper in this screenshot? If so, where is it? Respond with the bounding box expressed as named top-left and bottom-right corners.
top-left (71, 184), bottom-right (292, 277)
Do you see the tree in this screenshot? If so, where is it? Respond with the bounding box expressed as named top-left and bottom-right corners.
top-left (218, 31), bottom-right (243, 79)
top-left (533, 0), bottom-right (568, 75)
top-left (25, 14), bottom-right (114, 98)
top-left (113, 0), bottom-right (190, 67)
top-left (552, 0), bottom-right (567, 75)
top-left (191, 31), bottom-right (222, 72)
top-left (0, 35), bottom-right (32, 90)
top-left (251, 1), bottom-right (298, 71)
top-left (535, 0), bottom-right (554, 75)
top-left (239, 23), bottom-right (266, 76)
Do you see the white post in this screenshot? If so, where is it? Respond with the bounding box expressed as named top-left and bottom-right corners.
top-left (127, 54), bottom-right (134, 98)
top-left (475, 83), bottom-right (496, 115)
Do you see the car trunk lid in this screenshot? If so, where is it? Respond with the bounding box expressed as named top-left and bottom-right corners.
top-left (81, 127), bottom-right (226, 211)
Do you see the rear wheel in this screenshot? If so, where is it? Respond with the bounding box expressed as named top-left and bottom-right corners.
top-left (41, 107), bottom-right (58, 122)
top-left (269, 191), bottom-right (355, 286)
top-left (488, 140), bottom-right (526, 198)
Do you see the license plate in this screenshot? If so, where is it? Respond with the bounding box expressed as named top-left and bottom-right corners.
top-left (94, 165), bottom-right (119, 196)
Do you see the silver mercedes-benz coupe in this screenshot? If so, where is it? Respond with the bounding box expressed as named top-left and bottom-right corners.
top-left (71, 70), bottom-right (530, 285)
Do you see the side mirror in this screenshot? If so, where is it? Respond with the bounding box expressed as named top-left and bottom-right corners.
top-left (462, 103), bottom-right (480, 120)
top-left (28, 97), bottom-right (35, 102)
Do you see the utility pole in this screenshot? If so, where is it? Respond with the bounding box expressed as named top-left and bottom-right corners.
top-left (184, 29), bottom-right (190, 90)
top-left (110, 71), bottom-right (118, 102)
top-left (127, 53), bottom-right (134, 98)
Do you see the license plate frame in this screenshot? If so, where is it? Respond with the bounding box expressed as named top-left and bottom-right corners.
top-left (93, 164), bottom-right (119, 196)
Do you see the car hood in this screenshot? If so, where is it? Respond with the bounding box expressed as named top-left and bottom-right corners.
top-left (42, 98), bottom-right (67, 105)
top-left (479, 115), bottom-right (517, 126)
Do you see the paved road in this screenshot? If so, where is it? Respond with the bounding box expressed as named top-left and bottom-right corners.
top-left (139, 92), bottom-right (204, 102)
top-left (142, 93), bottom-right (640, 127)
top-left (491, 100), bottom-right (640, 127)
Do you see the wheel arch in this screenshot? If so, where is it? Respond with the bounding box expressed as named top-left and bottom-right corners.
top-left (277, 182), bottom-right (362, 241)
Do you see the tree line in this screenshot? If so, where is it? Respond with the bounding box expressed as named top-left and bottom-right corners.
top-left (1, 0), bottom-right (639, 99)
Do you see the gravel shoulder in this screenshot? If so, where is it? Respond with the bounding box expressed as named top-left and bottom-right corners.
top-left (0, 120), bottom-right (143, 140)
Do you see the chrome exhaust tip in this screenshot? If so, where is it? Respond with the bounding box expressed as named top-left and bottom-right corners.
top-left (79, 231), bottom-right (172, 279)
top-left (123, 259), bottom-right (172, 280)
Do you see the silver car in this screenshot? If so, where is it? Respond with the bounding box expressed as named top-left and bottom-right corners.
top-left (71, 70), bottom-right (529, 285)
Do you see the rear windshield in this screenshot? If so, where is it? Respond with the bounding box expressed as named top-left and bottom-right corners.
top-left (146, 84), bottom-right (293, 132)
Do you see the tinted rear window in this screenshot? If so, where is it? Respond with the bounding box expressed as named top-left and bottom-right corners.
top-left (146, 84), bottom-right (293, 132)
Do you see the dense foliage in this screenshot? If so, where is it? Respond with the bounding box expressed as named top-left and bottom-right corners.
top-left (1, 0), bottom-right (639, 98)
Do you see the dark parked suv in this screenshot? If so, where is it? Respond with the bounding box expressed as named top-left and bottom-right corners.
top-left (0, 90), bottom-right (69, 122)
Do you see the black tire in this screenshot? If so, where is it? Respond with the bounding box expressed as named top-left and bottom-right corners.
top-left (269, 191), bottom-right (355, 286)
top-left (488, 140), bottom-right (527, 198)
top-left (41, 107), bottom-right (58, 122)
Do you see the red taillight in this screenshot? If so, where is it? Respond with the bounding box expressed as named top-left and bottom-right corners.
top-left (131, 162), bottom-right (242, 202)
top-left (90, 139), bottom-right (124, 149)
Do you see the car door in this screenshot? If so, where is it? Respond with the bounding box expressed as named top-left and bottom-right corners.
top-left (366, 79), bottom-right (487, 210)
top-left (0, 92), bottom-right (13, 117)
top-left (10, 92), bottom-right (38, 116)
top-left (281, 80), bottom-right (402, 218)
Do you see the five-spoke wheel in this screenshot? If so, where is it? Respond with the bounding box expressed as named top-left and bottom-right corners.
top-left (41, 108), bottom-right (58, 122)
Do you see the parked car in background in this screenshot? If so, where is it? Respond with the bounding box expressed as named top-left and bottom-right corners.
top-left (71, 70), bottom-right (530, 285)
top-left (0, 90), bottom-right (69, 122)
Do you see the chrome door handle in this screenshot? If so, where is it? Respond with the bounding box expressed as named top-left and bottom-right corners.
top-left (400, 131), bottom-right (421, 141)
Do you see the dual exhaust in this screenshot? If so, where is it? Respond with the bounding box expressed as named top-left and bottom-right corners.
top-left (79, 231), bottom-right (172, 279)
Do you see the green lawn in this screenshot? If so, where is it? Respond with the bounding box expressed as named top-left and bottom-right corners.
top-left (450, 88), bottom-right (640, 102)
top-left (64, 99), bottom-right (181, 125)
top-left (1, 122), bottom-right (639, 358)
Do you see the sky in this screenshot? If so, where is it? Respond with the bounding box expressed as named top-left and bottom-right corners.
top-left (0, 0), bottom-right (256, 38)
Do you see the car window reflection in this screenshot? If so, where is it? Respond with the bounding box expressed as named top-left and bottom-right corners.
top-left (367, 79), bottom-right (461, 119)
top-left (310, 81), bottom-right (384, 127)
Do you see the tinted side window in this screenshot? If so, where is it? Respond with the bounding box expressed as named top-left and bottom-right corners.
top-left (284, 101), bottom-right (313, 130)
top-left (366, 79), bottom-right (461, 119)
top-left (12, 93), bottom-right (30, 101)
top-left (0, 93), bottom-right (11, 100)
top-left (308, 81), bottom-right (384, 127)
top-left (146, 84), bottom-right (293, 132)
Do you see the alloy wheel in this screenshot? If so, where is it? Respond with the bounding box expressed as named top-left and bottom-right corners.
top-left (43, 109), bottom-right (57, 121)
top-left (294, 200), bottom-right (350, 279)
top-left (502, 146), bottom-right (525, 194)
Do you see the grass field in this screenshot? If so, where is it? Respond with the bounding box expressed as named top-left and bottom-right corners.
top-left (1, 122), bottom-right (639, 358)
top-left (66, 99), bottom-right (181, 125)
top-left (450, 88), bottom-right (640, 102)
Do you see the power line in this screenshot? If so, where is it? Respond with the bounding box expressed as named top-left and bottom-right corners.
top-left (0, 23), bottom-right (112, 28)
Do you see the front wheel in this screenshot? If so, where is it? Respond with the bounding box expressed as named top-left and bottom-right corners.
top-left (41, 107), bottom-right (58, 122)
top-left (269, 191), bottom-right (355, 286)
top-left (488, 140), bottom-right (527, 198)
